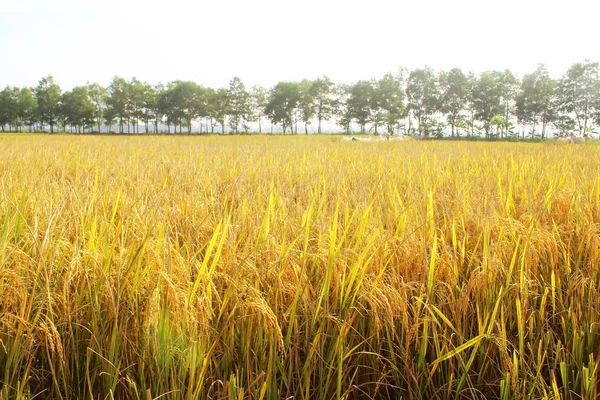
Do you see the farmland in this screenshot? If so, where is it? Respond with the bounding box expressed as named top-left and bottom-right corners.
top-left (1, 135), bottom-right (600, 399)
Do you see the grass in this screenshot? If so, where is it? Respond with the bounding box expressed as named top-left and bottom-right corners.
top-left (0, 134), bottom-right (599, 399)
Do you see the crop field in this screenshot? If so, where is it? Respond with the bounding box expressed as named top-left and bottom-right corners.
top-left (1, 135), bottom-right (599, 399)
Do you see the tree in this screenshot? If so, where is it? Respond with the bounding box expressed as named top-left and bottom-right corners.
top-left (210, 88), bottom-right (229, 134)
top-left (496, 69), bottom-right (519, 138)
top-left (310, 76), bottom-right (335, 134)
top-left (160, 81), bottom-right (205, 134)
top-left (128, 77), bottom-right (148, 134)
top-left (158, 84), bottom-right (177, 134)
top-left (143, 83), bottom-right (164, 134)
top-left (104, 107), bottom-right (117, 133)
top-left (249, 85), bottom-right (268, 133)
top-left (439, 68), bottom-right (468, 137)
top-left (0, 89), bottom-right (9, 130)
top-left (107, 76), bottom-right (129, 134)
top-left (19, 87), bottom-right (37, 132)
top-left (376, 73), bottom-right (406, 134)
top-left (227, 77), bottom-right (249, 134)
top-left (298, 79), bottom-right (315, 134)
top-left (35, 75), bottom-right (62, 133)
top-left (472, 71), bottom-right (503, 137)
top-left (0, 86), bottom-right (20, 131)
top-left (464, 72), bottom-right (478, 136)
top-left (347, 80), bottom-right (375, 133)
top-left (264, 81), bottom-right (300, 134)
top-left (406, 67), bottom-right (440, 137)
top-left (334, 84), bottom-right (353, 134)
top-left (61, 86), bottom-right (94, 133)
top-left (515, 64), bottom-right (556, 138)
top-left (555, 60), bottom-right (599, 137)
top-left (87, 82), bottom-right (107, 133)
top-left (177, 81), bottom-right (203, 134)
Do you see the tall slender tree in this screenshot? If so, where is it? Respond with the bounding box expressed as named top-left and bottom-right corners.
top-left (107, 76), bottom-right (129, 134)
top-left (310, 76), bottom-right (335, 134)
top-left (376, 73), bottom-right (406, 134)
top-left (61, 86), bottom-right (94, 133)
top-left (87, 82), bottom-right (107, 133)
top-left (264, 82), bottom-right (300, 134)
top-left (19, 87), bottom-right (37, 132)
top-left (406, 67), bottom-right (440, 137)
top-left (249, 85), bottom-right (268, 134)
top-left (347, 80), bottom-right (375, 134)
top-left (439, 68), bottom-right (467, 137)
top-left (35, 75), bottom-right (62, 133)
top-left (472, 71), bottom-right (503, 137)
top-left (298, 79), bottom-right (315, 134)
top-left (555, 60), bottom-right (599, 136)
top-left (227, 77), bottom-right (249, 134)
top-left (515, 64), bottom-right (556, 138)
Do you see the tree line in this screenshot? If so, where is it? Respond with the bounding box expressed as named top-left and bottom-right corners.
top-left (1, 61), bottom-right (599, 138)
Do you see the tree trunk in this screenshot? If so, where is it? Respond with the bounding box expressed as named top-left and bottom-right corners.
top-left (305, 123), bottom-right (308, 134)
top-left (541, 121), bottom-right (546, 139)
top-left (318, 118), bottom-right (322, 134)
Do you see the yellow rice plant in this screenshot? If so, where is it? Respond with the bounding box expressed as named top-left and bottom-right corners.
top-left (0, 135), bottom-right (599, 399)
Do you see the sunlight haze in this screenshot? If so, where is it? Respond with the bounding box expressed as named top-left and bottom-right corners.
top-left (1, 0), bottom-right (599, 89)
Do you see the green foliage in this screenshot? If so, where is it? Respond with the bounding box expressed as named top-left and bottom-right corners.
top-left (87, 82), bottom-right (107, 133)
top-left (0, 86), bottom-right (21, 130)
top-left (298, 79), bottom-right (315, 134)
top-left (333, 84), bottom-right (353, 134)
top-left (107, 76), bottom-right (130, 133)
top-left (376, 73), bottom-right (406, 134)
top-left (515, 64), bottom-right (556, 138)
top-left (264, 81), bottom-right (300, 134)
top-left (61, 86), bottom-right (94, 133)
top-left (472, 71), bottom-right (504, 136)
top-left (406, 67), bottom-right (440, 136)
top-left (555, 60), bottom-right (600, 136)
top-left (347, 80), bottom-right (376, 133)
top-left (249, 85), bottom-right (268, 133)
top-left (1, 62), bottom-right (599, 137)
top-left (309, 76), bottom-right (335, 134)
top-left (227, 77), bottom-right (250, 134)
top-left (439, 68), bottom-right (468, 137)
top-left (34, 75), bottom-right (62, 133)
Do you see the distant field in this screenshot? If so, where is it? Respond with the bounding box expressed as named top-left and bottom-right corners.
top-left (1, 135), bottom-right (599, 399)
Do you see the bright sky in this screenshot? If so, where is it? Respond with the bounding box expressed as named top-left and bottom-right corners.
top-left (1, 0), bottom-right (599, 90)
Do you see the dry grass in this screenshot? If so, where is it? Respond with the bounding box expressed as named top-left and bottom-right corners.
top-left (1, 134), bottom-right (599, 399)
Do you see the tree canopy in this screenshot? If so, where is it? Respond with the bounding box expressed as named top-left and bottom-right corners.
top-left (1, 61), bottom-right (600, 138)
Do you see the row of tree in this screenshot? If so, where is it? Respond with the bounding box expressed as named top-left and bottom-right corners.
top-left (1, 61), bottom-right (599, 137)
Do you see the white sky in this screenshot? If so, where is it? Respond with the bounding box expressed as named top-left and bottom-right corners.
top-left (1, 0), bottom-right (599, 90)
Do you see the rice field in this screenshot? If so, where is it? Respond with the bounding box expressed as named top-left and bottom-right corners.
top-left (1, 135), bottom-right (599, 399)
